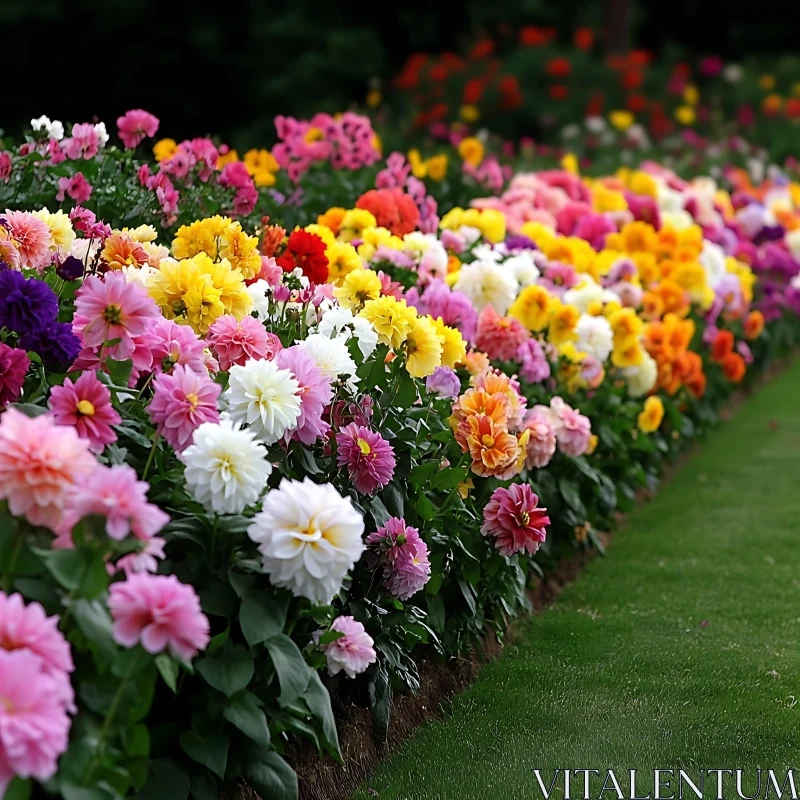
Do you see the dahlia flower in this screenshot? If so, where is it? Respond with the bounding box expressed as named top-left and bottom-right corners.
top-left (425, 365), bottom-right (462, 399)
top-left (223, 359), bottom-right (301, 444)
top-left (248, 478), bottom-right (365, 605)
top-left (622, 351), bottom-right (658, 398)
top-left (575, 313), bottom-right (614, 362)
top-left (0, 343), bottom-right (29, 407)
top-left (20, 321), bottom-right (82, 370)
top-left (207, 314), bottom-right (270, 371)
top-left (114, 537), bottom-right (167, 575)
top-left (148, 364), bottom-right (221, 452)
top-left (180, 420), bottom-right (272, 515)
top-left (523, 411), bottom-right (558, 469)
top-left (298, 333), bottom-right (357, 382)
top-left (0, 270), bottom-right (58, 335)
top-left (516, 339), bottom-right (550, 384)
top-left (336, 423), bottom-right (396, 495)
top-left (317, 306), bottom-right (378, 359)
top-left (366, 517), bottom-right (431, 600)
top-left (481, 484), bottom-right (550, 557)
top-left (538, 398), bottom-right (593, 458)
top-left (48, 371), bottom-right (121, 453)
top-left (275, 345), bottom-right (332, 445)
top-left (72, 272), bottom-right (161, 360)
top-left (0, 649), bottom-right (72, 795)
top-left (0, 408), bottom-right (96, 531)
top-left (454, 260), bottom-right (518, 316)
top-left (314, 616), bottom-right (377, 678)
top-left (474, 304), bottom-right (530, 362)
top-left (149, 317), bottom-right (207, 374)
top-left (2, 210), bottom-right (52, 270)
top-left (109, 573), bottom-right (209, 663)
top-left (58, 464), bottom-right (169, 543)
top-left (405, 315), bottom-right (443, 378)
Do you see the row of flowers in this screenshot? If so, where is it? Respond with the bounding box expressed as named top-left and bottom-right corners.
top-left (0, 111), bottom-right (798, 799)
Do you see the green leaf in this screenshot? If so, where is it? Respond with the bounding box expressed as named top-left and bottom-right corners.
top-left (369, 495), bottom-right (391, 527)
top-left (222, 690), bottom-right (271, 747)
top-left (416, 494), bottom-right (436, 521)
top-left (265, 634), bottom-right (312, 706)
top-left (8, 402), bottom-right (48, 418)
top-left (240, 588), bottom-right (290, 646)
top-left (303, 671), bottom-right (342, 761)
top-left (558, 477), bottom-right (587, 519)
top-left (430, 466), bottom-right (468, 491)
top-left (316, 629), bottom-right (346, 645)
top-left (458, 579), bottom-right (477, 616)
top-left (395, 371), bottom-right (418, 408)
top-left (3, 778), bottom-right (31, 800)
top-left (462, 559), bottom-right (481, 586)
top-left (367, 663), bottom-right (392, 741)
top-left (107, 357), bottom-right (133, 388)
top-left (195, 644), bottom-right (254, 697)
top-left (180, 729), bottom-right (229, 779)
top-left (426, 594), bottom-right (445, 630)
top-left (189, 773), bottom-right (218, 800)
top-left (408, 461), bottom-right (439, 485)
top-left (35, 548), bottom-right (86, 590)
top-left (70, 599), bottom-right (117, 663)
top-left (242, 750), bottom-right (298, 800)
top-left (111, 646), bottom-right (151, 678)
top-left (155, 653), bottom-right (179, 693)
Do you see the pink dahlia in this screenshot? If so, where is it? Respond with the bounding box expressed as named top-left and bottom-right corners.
top-left (523, 411), bottom-right (558, 469)
top-left (0, 649), bottom-right (72, 795)
top-left (207, 314), bottom-right (270, 372)
top-left (276, 345), bottom-right (332, 445)
top-left (48, 370), bottom-right (121, 453)
top-left (3, 210), bottom-right (52, 270)
top-left (314, 615), bottom-right (377, 679)
top-left (0, 343), bottom-right (29, 407)
top-left (366, 517), bottom-right (431, 600)
top-left (516, 338), bottom-right (550, 384)
top-left (72, 272), bottom-right (161, 361)
top-left (554, 402), bottom-right (592, 458)
top-left (59, 464), bottom-right (169, 543)
top-left (264, 331), bottom-right (284, 361)
top-left (149, 318), bottom-right (206, 374)
top-left (474, 304), bottom-right (530, 363)
top-left (108, 573), bottom-right (210, 663)
top-left (336, 423), bottom-right (396, 495)
top-left (148, 364), bottom-right (221, 452)
top-left (117, 109), bottom-right (159, 149)
top-left (113, 537), bottom-right (167, 575)
top-left (0, 408), bottom-right (96, 531)
top-left (481, 484), bottom-right (550, 557)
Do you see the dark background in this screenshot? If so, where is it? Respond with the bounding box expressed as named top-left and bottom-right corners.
top-left (3, 0), bottom-right (796, 146)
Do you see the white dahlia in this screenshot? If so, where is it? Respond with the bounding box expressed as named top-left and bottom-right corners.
top-left (575, 313), bottom-right (614, 363)
top-left (248, 478), bottom-right (365, 604)
top-left (180, 420), bottom-right (272, 515)
top-left (223, 359), bottom-right (301, 444)
top-left (298, 333), bottom-right (358, 381)
top-left (454, 259), bottom-right (518, 315)
top-left (315, 307), bottom-right (378, 359)
top-left (622, 351), bottom-right (658, 398)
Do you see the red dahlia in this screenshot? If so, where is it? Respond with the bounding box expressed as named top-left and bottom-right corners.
top-left (276, 230), bottom-right (329, 285)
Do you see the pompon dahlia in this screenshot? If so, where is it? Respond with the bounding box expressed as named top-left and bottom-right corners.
top-left (108, 573), bottom-right (209, 663)
top-left (275, 230), bottom-right (329, 285)
top-left (0, 649), bottom-right (72, 795)
top-left (275, 345), bottom-right (333, 445)
top-left (3, 209), bottom-right (53, 270)
top-left (58, 464), bottom-right (169, 544)
top-left (0, 270), bottom-right (58, 335)
top-left (336, 423), bottom-right (396, 495)
top-left (223, 359), bottom-right (301, 444)
top-left (314, 616), bottom-right (377, 678)
top-left (481, 484), bottom-right (550, 557)
top-left (534, 397), bottom-right (592, 458)
top-left (72, 272), bottom-right (161, 360)
top-left (366, 517), bottom-right (431, 600)
top-left (148, 364), bottom-right (221, 452)
top-left (523, 411), bottom-right (557, 469)
top-left (207, 314), bottom-right (270, 372)
top-left (0, 408), bottom-right (96, 531)
top-left (48, 370), bottom-right (121, 453)
top-left (0, 342), bottom-right (29, 408)
top-left (180, 419), bottom-right (271, 514)
top-left (248, 478), bottom-right (365, 604)
top-left (474, 304), bottom-right (530, 363)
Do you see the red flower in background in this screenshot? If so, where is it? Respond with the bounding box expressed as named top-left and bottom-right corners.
top-left (463, 78), bottom-right (485, 104)
top-left (586, 91), bottom-right (605, 116)
top-left (550, 85), bottom-right (569, 100)
top-left (621, 69), bottom-right (643, 90)
top-left (627, 94), bottom-right (649, 112)
top-left (546, 57), bottom-right (572, 77)
top-left (519, 26), bottom-right (556, 47)
top-left (356, 188), bottom-right (420, 236)
top-left (276, 230), bottom-right (329, 285)
top-left (499, 75), bottom-right (523, 109)
top-left (470, 39), bottom-right (495, 59)
top-left (574, 27), bottom-right (594, 50)
top-left (394, 53), bottom-right (428, 90)
top-left (429, 63), bottom-right (449, 82)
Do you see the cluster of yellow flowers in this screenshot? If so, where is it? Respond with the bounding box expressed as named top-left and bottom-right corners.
top-left (146, 216), bottom-right (255, 334)
top-left (408, 150), bottom-right (448, 181)
top-left (440, 206), bottom-right (506, 243)
top-left (358, 295), bottom-right (467, 379)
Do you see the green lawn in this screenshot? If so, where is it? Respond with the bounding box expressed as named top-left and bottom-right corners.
top-left (354, 361), bottom-right (800, 799)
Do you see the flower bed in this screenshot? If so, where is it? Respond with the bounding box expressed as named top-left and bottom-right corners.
top-left (0, 111), bottom-right (798, 800)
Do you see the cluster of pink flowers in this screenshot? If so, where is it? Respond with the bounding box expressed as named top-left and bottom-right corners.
top-left (217, 161), bottom-right (259, 216)
top-left (0, 592), bottom-right (75, 795)
top-left (108, 573), bottom-right (210, 663)
top-left (462, 153), bottom-right (507, 193)
top-left (474, 304), bottom-right (530, 362)
top-left (335, 423), bottom-right (396, 495)
top-left (481, 484), bottom-right (551, 557)
top-left (523, 411), bottom-right (558, 469)
top-left (314, 615), bottom-right (376, 679)
top-left (273, 112), bottom-right (381, 182)
top-left (532, 397), bottom-right (592, 458)
top-left (366, 517), bottom-right (431, 600)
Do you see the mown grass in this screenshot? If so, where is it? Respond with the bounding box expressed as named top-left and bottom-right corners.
top-left (354, 361), bottom-right (800, 799)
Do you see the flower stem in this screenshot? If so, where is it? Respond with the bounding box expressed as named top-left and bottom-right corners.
top-left (141, 432), bottom-right (160, 481)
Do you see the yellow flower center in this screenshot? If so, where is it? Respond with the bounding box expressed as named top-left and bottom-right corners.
top-left (103, 304), bottom-right (123, 324)
top-left (76, 400), bottom-right (95, 416)
top-left (186, 392), bottom-right (199, 410)
top-left (357, 437), bottom-right (371, 456)
top-left (481, 434), bottom-right (495, 447)
top-left (519, 510), bottom-right (530, 526)
top-left (304, 127), bottom-right (324, 143)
